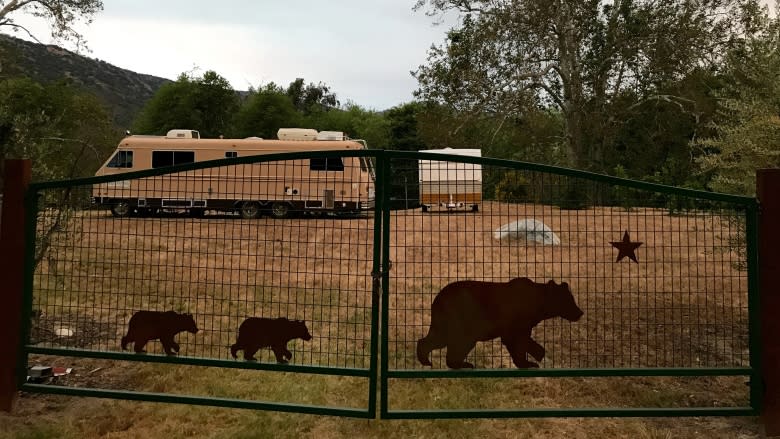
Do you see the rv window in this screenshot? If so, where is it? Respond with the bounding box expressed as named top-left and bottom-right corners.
top-left (176, 151), bottom-right (195, 164)
top-left (152, 151), bottom-right (195, 168)
top-left (225, 151), bottom-right (238, 158)
top-left (310, 157), bottom-right (344, 172)
top-left (107, 151), bottom-right (133, 168)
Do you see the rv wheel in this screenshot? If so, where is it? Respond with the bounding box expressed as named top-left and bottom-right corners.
top-left (270, 202), bottom-right (291, 219)
top-left (110, 201), bottom-right (131, 218)
top-left (240, 202), bottom-right (261, 219)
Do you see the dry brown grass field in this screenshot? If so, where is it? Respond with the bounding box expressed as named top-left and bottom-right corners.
top-left (0, 200), bottom-right (759, 438)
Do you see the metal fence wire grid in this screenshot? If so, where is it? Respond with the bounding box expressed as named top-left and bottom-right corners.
top-left (17, 150), bottom-right (759, 418)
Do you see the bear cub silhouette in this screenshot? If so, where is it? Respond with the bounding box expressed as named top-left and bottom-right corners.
top-left (417, 277), bottom-right (583, 369)
top-left (230, 317), bottom-right (312, 363)
top-left (121, 310), bottom-right (199, 355)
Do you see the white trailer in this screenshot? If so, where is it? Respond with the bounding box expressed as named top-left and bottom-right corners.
top-left (418, 148), bottom-right (482, 212)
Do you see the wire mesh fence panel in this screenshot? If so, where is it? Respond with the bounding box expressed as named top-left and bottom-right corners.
top-left (385, 155), bottom-right (750, 373)
top-left (20, 149), bottom-right (759, 417)
top-left (28, 155), bottom-right (376, 373)
top-left (389, 160), bottom-right (749, 369)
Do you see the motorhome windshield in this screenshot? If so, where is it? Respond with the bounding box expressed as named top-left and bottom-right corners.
top-left (107, 151), bottom-right (133, 168)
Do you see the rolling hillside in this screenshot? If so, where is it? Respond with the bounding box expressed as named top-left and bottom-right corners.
top-left (0, 34), bottom-right (170, 128)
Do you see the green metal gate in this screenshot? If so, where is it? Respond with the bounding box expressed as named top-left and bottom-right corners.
top-left (17, 150), bottom-right (760, 419)
top-left (19, 150), bottom-right (381, 418)
top-left (377, 151), bottom-right (759, 419)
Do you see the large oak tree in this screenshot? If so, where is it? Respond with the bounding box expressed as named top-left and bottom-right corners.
top-left (0, 0), bottom-right (102, 49)
top-left (414, 0), bottom-right (766, 171)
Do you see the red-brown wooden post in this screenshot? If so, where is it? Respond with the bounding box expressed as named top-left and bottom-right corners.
top-left (0, 159), bottom-right (32, 412)
top-left (759, 169), bottom-right (780, 436)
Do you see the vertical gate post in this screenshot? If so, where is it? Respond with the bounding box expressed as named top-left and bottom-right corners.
top-left (0, 159), bottom-right (32, 412)
top-left (758, 169), bottom-right (780, 435)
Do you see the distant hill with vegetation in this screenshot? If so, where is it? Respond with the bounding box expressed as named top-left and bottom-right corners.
top-left (0, 34), bottom-right (170, 129)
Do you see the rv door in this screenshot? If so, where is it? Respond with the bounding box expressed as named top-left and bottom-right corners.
top-left (359, 157), bottom-right (376, 180)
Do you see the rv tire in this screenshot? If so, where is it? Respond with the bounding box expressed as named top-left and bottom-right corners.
top-left (110, 201), bottom-right (131, 218)
top-left (270, 202), bottom-right (291, 219)
top-left (240, 202), bottom-right (261, 219)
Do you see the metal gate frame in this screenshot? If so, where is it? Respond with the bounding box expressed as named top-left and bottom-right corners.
top-left (17, 150), bottom-right (383, 419)
top-left (10, 150), bottom-right (762, 419)
top-left (375, 150), bottom-right (761, 419)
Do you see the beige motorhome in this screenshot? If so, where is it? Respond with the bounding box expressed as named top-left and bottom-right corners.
top-left (92, 129), bottom-right (375, 218)
top-left (418, 148), bottom-right (482, 212)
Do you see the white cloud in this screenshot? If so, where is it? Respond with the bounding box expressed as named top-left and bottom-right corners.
top-left (85, 17), bottom-right (269, 81)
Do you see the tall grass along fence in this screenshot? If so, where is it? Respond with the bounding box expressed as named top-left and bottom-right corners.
top-left (0, 152), bottom-right (777, 429)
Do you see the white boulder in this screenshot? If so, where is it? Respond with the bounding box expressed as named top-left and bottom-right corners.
top-left (493, 219), bottom-right (561, 245)
top-left (54, 326), bottom-right (74, 337)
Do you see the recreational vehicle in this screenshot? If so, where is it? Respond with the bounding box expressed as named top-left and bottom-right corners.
top-left (418, 148), bottom-right (482, 212)
top-left (92, 129), bottom-right (375, 218)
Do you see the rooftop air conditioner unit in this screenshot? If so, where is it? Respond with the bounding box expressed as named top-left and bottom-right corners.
top-left (166, 129), bottom-right (200, 139)
top-left (316, 131), bottom-right (345, 141)
top-left (277, 128), bottom-right (318, 141)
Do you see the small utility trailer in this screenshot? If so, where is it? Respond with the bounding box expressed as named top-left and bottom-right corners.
top-left (418, 148), bottom-right (482, 213)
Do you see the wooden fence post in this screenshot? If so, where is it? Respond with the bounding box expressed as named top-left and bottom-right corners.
top-left (0, 159), bottom-right (32, 412)
top-left (758, 168), bottom-right (780, 436)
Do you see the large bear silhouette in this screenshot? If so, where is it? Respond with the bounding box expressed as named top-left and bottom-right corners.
top-left (230, 317), bottom-right (312, 363)
top-left (121, 310), bottom-right (199, 355)
top-left (417, 278), bottom-right (583, 369)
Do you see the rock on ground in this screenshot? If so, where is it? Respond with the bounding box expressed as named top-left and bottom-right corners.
top-left (493, 219), bottom-right (561, 245)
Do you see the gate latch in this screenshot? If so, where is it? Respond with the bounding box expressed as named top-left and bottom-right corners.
top-left (371, 260), bottom-right (393, 297)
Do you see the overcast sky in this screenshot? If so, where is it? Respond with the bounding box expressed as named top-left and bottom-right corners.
top-left (6, 1), bottom-right (776, 110)
top-left (7, 1), bottom-right (457, 110)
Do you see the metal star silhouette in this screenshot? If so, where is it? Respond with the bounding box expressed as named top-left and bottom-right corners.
top-left (610, 231), bottom-right (643, 264)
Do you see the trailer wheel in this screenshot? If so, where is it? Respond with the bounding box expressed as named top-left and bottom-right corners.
top-left (270, 202), bottom-right (291, 219)
top-left (421, 204), bottom-right (429, 213)
top-left (110, 201), bottom-right (131, 218)
top-left (240, 202), bottom-right (261, 219)
top-left (471, 204), bottom-right (479, 213)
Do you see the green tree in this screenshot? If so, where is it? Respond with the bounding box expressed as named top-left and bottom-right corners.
top-left (304, 103), bottom-right (390, 148)
top-left (694, 10), bottom-right (780, 196)
top-left (0, 77), bottom-right (118, 183)
top-left (385, 102), bottom-right (426, 151)
top-left (231, 83), bottom-right (301, 139)
top-left (414, 0), bottom-right (764, 171)
top-left (605, 69), bottom-right (723, 187)
top-left (417, 103), bottom-right (565, 161)
top-left (133, 70), bottom-right (239, 138)
top-left (286, 78), bottom-right (339, 114)
top-left (0, 0), bottom-right (103, 50)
